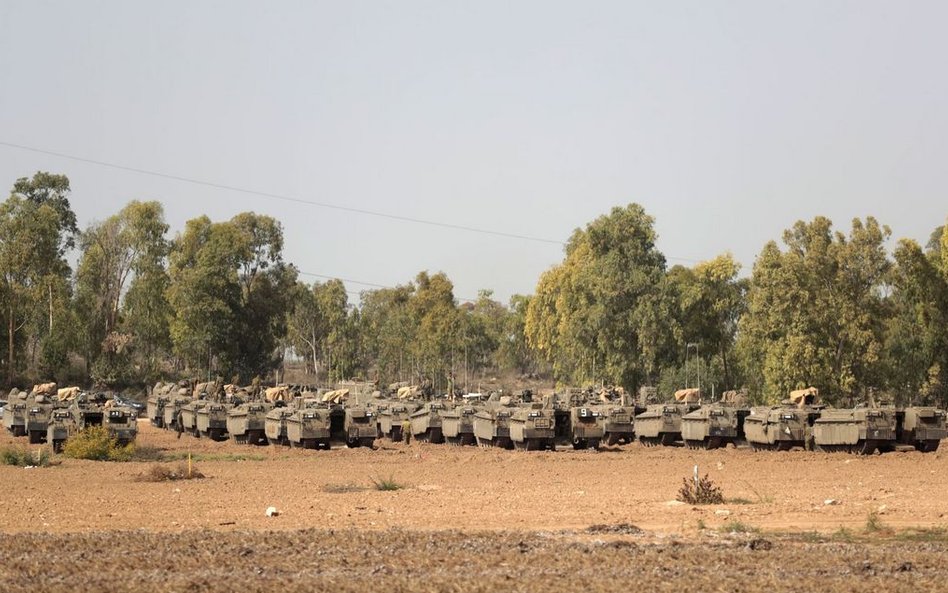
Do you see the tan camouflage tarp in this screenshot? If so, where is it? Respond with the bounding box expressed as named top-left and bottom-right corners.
top-left (397, 385), bottom-right (421, 399)
top-left (193, 381), bottom-right (219, 398)
top-left (57, 386), bottom-right (80, 402)
top-left (790, 387), bottom-right (819, 406)
top-left (674, 388), bottom-right (701, 403)
top-left (321, 388), bottom-right (349, 404)
top-left (32, 382), bottom-right (58, 396)
top-left (265, 385), bottom-right (291, 402)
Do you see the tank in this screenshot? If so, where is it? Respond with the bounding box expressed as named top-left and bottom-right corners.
top-left (226, 401), bottom-right (272, 445)
top-left (812, 407), bottom-right (897, 454)
top-left (635, 403), bottom-right (695, 446)
top-left (409, 402), bottom-right (447, 443)
top-left (744, 405), bottom-right (816, 451)
top-left (898, 406), bottom-right (947, 452)
top-left (569, 405), bottom-right (605, 449)
top-left (442, 404), bottom-right (477, 446)
top-left (46, 409), bottom-right (76, 453)
top-left (178, 400), bottom-right (209, 438)
top-left (104, 406), bottom-right (138, 445)
top-left (195, 402), bottom-right (231, 441)
top-left (509, 404), bottom-right (555, 451)
top-left (343, 406), bottom-right (377, 448)
top-left (285, 400), bottom-right (333, 449)
top-left (681, 404), bottom-right (749, 450)
top-left (264, 405), bottom-right (295, 446)
top-left (378, 402), bottom-right (418, 441)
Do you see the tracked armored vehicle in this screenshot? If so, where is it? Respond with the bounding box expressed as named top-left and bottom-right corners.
top-left (3, 393), bottom-right (28, 437)
top-left (442, 404), bottom-right (477, 446)
top-left (569, 405), bottom-right (605, 449)
top-left (601, 405), bottom-right (636, 445)
top-left (410, 401), bottom-right (447, 443)
top-left (196, 401), bottom-right (231, 441)
top-left (473, 395), bottom-right (519, 448)
top-left (227, 401), bottom-right (272, 445)
top-left (46, 409), bottom-right (76, 453)
top-left (286, 400), bottom-right (333, 449)
top-left (635, 389), bottom-right (702, 447)
top-left (162, 394), bottom-right (192, 432)
top-left (681, 404), bottom-right (749, 450)
top-left (898, 407), bottom-right (947, 452)
top-left (265, 404), bottom-right (295, 446)
top-left (377, 402), bottom-right (417, 441)
top-left (343, 406), bottom-right (377, 448)
top-left (509, 404), bottom-right (555, 451)
top-left (812, 407), bottom-right (896, 455)
top-left (146, 382), bottom-right (176, 428)
top-left (744, 388), bottom-right (821, 451)
top-left (104, 406), bottom-right (138, 445)
top-left (178, 399), bottom-right (209, 437)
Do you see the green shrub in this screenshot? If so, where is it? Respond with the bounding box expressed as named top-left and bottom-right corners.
top-left (370, 474), bottom-right (405, 491)
top-left (62, 426), bottom-right (135, 462)
top-left (677, 473), bottom-right (725, 505)
top-left (0, 446), bottom-right (51, 467)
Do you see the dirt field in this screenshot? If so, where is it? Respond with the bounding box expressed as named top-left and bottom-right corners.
top-left (2, 421), bottom-right (948, 591)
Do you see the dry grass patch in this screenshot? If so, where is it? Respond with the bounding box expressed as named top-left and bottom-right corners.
top-left (137, 463), bottom-right (205, 482)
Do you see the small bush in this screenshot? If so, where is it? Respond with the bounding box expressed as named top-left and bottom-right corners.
top-left (370, 474), bottom-right (405, 491)
top-left (720, 520), bottom-right (760, 534)
top-left (0, 446), bottom-right (52, 467)
top-left (62, 426), bottom-right (135, 462)
top-left (137, 463), bottom-right (205, 482)
top-left (865, 512), bottom-right (887, 534)
top-left (677, 473), bottom-right (725, 505)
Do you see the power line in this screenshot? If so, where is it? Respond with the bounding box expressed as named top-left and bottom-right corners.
top-left (0, 140), bottom-right (566, 246)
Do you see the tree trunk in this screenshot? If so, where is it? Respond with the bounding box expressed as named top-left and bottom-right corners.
top-left (7, 300), bottom-right (13, 386)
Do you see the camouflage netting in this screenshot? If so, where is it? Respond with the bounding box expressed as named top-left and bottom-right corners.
top-left (57, 387), bottom-right (80, 402)
top-left (265, 385), bottom-right (291, 402)
top-left (790, 387), bottom-right (819, 406)
top-left (32, 382), bottom-right (58, 396)
top-left (674, 388), bottom-right (701, 403)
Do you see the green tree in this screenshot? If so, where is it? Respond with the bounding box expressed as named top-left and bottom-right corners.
top-left (358, 283), bottom-right (415, 386)
top-left (12, 172), bottom-right (78, 252)
top-left (738, 216), bottom-right (891, 404)
top-left (525, 204), bottom-right (675, 391)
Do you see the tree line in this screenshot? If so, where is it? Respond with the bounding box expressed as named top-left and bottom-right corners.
top-left (1, 172), bottom-right (946, 406)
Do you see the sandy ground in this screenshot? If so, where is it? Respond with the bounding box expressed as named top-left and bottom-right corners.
top-left (0, 420), bottom-right (946, 535)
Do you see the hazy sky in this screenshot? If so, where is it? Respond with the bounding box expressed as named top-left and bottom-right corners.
top-left (1, 1), bottom-right (946, 304)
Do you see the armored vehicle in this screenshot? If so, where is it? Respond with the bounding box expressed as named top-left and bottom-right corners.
top-left (635, 389), bottom-right (702, 447)
top-left (286, 400), bottom-right (333, 449)
top-left (71, 392), bottom-right (109, 429)
top-left (343, 406), bottom-right (377, 448)
top-left (442, 404), bottom-right (477, 446)
top-left (196, 402), bottom-right (231, 441)
top-left (898, 407), bottom-right (947, 452)
top-left (509, 404), bottom-right (555, 451)
top-left (162, 395), bottom-right (192, 432)
top-left (46, 409), bottom-right (76, 453)
top-left (569, 405), bottom-right (605, 449)
top-left (104, 406), bottom-right (138, 445)
top-left (178, 399), bottom-right (209, 437)
top-left (409, 401), bottom-right (447, 443)
top-left (146, 382), bottom-right (176, 428)
top-left (600, 405), bottom-right (636, 445)
top-left (3, 392), bottom-right (29, 436)
top-left (681, 404), bottom-right (749, 450)
top-left (744, 387), bottom-right (821, 451)
top-left (265, 405), bottom-right (296, 446)
top-left (25, 395), bottom-right (57, 443)
top-left (473, 395), bottom-right (519, 448)
top-left (377, 402), bottom-right (417, 441)
top-left (227, 401), bottom-right (272, 445)
top-left (812, 407), bottom-right (897, 454)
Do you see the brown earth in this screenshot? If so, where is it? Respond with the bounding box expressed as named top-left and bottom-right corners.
top-left (2, 422), bottom-right (948, 591)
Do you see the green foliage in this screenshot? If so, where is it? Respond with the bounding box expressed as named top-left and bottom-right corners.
top-left (0, 445), bottom-right (52, 467)
top-left (370, 474), bottom-right (405, 491)
top-left (677, 473), bottom-right (725, 505)
top-left (62, 426), bottom-right (135, 461)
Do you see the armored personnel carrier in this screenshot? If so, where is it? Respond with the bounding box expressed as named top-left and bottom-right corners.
top-left (377, 401), bottom-right (417, 441)
top-left (744, 388), bottom-right (821, 451)
top-left (146, 382), bottom-right (176, 428)
top-left (813, 406), bottom-right (896, 454)
top-left (3, 392), bottom-right (28, 436)
top-left (227, 401), bottom-right (272, 445)
top-left (46, 409), bottom-right (76, 453)
top-left (25, 394), bottom-right (58, 443)
top-left (409, 401), bottom-right (447, 443)
top-left (178, 399), bottom-right (209, 438)
top-left (343, 406), bottom-right (377, 448)
top-left (898, 406), bottom-right (947, 452)
top-left (285, 399), bottom-right (333, 449)
top-left (681, 403), bottom-right (749, 450)
top-left (509, 403), bottom-right (555, 451)
top-left (442, 404), bottom-right (477, 446)
top-left (104, 405), bottom-right (138, 445)
top-left (473, 395), bottom-right (519, 448)
top-left (162, 394), bottom-right (193, 432)
top-left (71, 392), bottom-right (109, 430)
top-left (265, 404), bottom-right (296, 446)
top-left (196, 401), bottom-right (231, 441)
top-left (568, 405), bottom-right (605, 449)
top-left (635, 389), bottom-right (702, 446)
top-left (600, 405), bottom-right (636, 445)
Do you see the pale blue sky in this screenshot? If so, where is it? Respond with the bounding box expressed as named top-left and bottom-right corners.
top-left (1, 1), bottom-right (946, 303)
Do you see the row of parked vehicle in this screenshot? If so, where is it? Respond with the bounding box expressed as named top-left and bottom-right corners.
top-left (2, 383), bottom-right (140, 452)
top-left (147, 382), bottom-right (947, 455)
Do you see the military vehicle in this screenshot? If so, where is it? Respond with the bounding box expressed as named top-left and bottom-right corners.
top-left (162, 394), bottom-right (192, 432)
top-left (146, 382), bottom-right (176, 428)
top-left (509, 403), bottom-right (555, 451)
top-left (744, 388), bottom-right (821, 451)
top-left (343, 406), bottom-right (377, 448)
top-left (812, 406), bottom-right (897, 454)
top-left (104, 405), bottom-right (138, 445)
top-left (600, 404), bottom-right (636, 445)
top-left (46, 409), bottom-right (76, 453)
top-left (227, 401), bottom-right (272, 445)
top-left (377, 401), bottom-right (417, 441)
top-left (473, 395), bottom-right (519, 448)
top-left (3, 392), bottom-right (28, 437)
top-left (25, 395), bottom-right (57, 443)
top-left (568, 405), bottom-right (605, 449)
top-left (195, 401), bottom-right (231, 441)
top-left (285, 400), bottom-right (333, 449)
top-left (681, 404), bottom-right (749, 450)
top-left (178, 399), bottom-right (209, 437)
top-left (635, 388), bottom-right (703, 447)
top-left (409, 401), bottom-right (447, 443)
top-left (71, 392), bottom-right (109, 430)
top-left (264, 404), bottom-right (296, 446)
top-left (442, 404), bottom-right (478, 446)
top-left (898, 406), bottom-right (947, 452)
